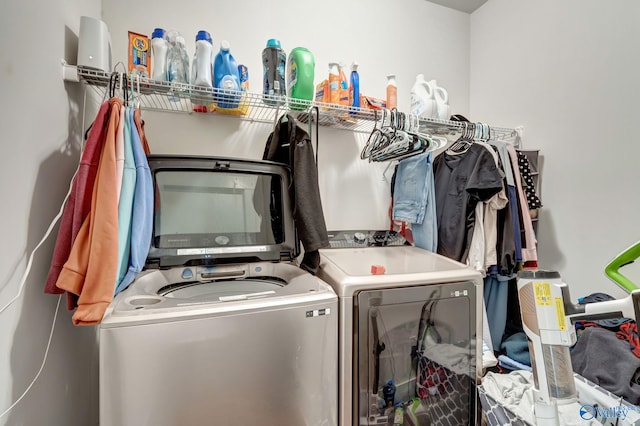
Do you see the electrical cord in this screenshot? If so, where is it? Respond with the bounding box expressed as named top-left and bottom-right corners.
top-left (0, 88), bottom-right (95, 420)
top-left (0, 171), bottom-right (76, 418)
top-left (0, 164), bottom-right (78, 315)
top-left (0, 159), bottom-right (79, 419)
top-left (0, 294), bottom-right (61, 420)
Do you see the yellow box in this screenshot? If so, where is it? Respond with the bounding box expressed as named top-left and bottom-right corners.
top-left (128, 31), bottom-right (150, 78)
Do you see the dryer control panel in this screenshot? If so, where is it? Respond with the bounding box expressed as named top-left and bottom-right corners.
top-left (326, 230), bottom-right (407, 248)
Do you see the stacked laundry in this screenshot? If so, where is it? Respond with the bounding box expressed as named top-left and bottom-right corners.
top-left (572, 320), bottom-right (640, 404)
top-left (480, 371), bottom-right (599, 426)
top-left (44, 97), bottom-right (153, 326)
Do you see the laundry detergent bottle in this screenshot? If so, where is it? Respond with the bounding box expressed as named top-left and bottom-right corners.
top-left (410, 74), bottom-right (435, 119)
top-left (382, 380), bottom-right (396, 408)
top-left (262, 38), bottom-right (287, 105)
top-left (150, 28), bottom-right (168, 81)
top-left (386, 74), bottom-right (397, 110)
top-left (328, 62), bottom-right (340, 105)
top-left (192, 30), bottom-right (213, 88)
top-left (214, 40), bottom-right (241, 109)
top-left (287, 47), bottom-right (315, 111)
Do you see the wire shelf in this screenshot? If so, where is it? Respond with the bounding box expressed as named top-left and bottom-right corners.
top-left (77, 66), bottom-right (517, 139)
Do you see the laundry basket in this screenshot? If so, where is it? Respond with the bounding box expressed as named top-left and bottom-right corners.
top-left (410, 297), bottom-right (477, 426)
top-left (477, 384), bottom-right (533, 426)
top-left (479, 373), bottom-right (640, 426)
top-left (414, 353), bottom-right (471, 426)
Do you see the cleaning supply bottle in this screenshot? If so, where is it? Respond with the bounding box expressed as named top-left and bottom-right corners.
top-left (166, 30), bottom-right (189, 101)
top-left (150, 28), bottom-right (168, 81)
top-left (238, 64), bottom-right (249, 92)
top-left (338, 63), bottom-right (349, 107)
top-left (386, 74), bottom-right (397, 110)
top-left (191, 30), bottom-right (213, 88)
top-left (262, 38), bottom-right (287, 105)
top-left (410, 74), bottom-right (436, 119)
top-left (214, 40), bottom-right (241, 109)
top-left (328, 62), bottom-right (340, 105)
top-left (382, 380), bottom-right (396, 408)
top-left (349, 62), bottom-right (360, 110)
top-left (287, 47), bottom-right (315, 111)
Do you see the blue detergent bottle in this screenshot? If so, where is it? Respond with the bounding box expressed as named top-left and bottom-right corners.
top-left (382, 380), bottom-right (396, 408)
top-left (214, 40), bottom-right (241, 109)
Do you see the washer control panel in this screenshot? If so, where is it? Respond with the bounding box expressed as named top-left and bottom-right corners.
top-left (326, 230), bottom-right (407, 248)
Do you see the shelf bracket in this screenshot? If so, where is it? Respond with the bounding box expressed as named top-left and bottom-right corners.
top-left (61, 61), bottom-right (79, 83)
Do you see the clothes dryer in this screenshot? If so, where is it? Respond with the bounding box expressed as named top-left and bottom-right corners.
top-left (318, 232), bottom-right (483, 426)
top-left (100, 156), bottom-right (338, 426)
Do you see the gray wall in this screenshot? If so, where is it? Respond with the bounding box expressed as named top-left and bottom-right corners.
top-left (0, 1), bottom-right (101, 425)
top-left (471, 0), bottom-right (640, 299)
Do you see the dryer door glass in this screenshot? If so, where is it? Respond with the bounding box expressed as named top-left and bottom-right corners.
top-left (356, 281), bottom-right (478, 426)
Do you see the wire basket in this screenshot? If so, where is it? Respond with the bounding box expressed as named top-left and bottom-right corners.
top-left (477, 385), bottom-right (533, 426)
top-left (414, 353), bottom-right (472, 426)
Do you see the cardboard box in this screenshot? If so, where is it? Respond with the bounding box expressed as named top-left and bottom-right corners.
top-left (128, 31), bottom-right (150, 78)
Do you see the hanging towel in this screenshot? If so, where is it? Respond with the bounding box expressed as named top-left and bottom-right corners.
top-left (56, 98), bottom-right (122, 325)
top-left (45, 100), bottom-right (111, 310)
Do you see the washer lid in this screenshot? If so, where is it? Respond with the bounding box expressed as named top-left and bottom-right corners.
top-left (145, 156), bottom-right (299, 268)
top-left (318, 246), bottom-right (482, 296)
top-left (320, 246), bottom-right (468, 276)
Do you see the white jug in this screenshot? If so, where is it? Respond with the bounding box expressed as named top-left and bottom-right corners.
top-left (428, 79), bottom-right (450, 121)
top-left (410, 74), bottom-right (436, 119)
top-left (434, 83), bottom-right (450, 121)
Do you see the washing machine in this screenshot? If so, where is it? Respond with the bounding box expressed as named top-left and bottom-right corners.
top-left (100, 156), bottom-right (338, 426)
top-left (318, 231), bottom-right (483, 426)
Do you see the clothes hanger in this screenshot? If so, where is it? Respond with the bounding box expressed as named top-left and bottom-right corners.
top-left (130, 74), bottom-right (142, 110)
top-left (447, 122), bottom-right (474, 154)
top-left (108, 72), bottom-right (118, 100)
top-left (370, 110), bottom-right (439, 162)
top-left (361, 109), bottom-right (388, 160)
top-left (309, 106), bottom-right (319, 166)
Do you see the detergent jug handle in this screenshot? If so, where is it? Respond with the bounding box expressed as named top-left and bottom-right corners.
top-left (434, 85), bottom-right (448, 104)
top-left (416, 74), bottom-right (434, 98)
top-left (605, 240), bottom-right (640, 292)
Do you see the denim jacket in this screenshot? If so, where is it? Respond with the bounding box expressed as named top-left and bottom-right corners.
top-left (392, 151), bottom-right (437, 252)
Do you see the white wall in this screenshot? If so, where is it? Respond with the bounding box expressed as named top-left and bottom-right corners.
top-left (471, 0), bottom-right (640, 299)
top-left (102, 0), bottom-right (471, 231)
top-left (0, 1), bottom-right (470, 424)
top-left (0, 1), bottom-right (101, 425)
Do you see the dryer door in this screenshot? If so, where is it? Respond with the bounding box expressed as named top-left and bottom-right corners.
top-left (355, 281), bottom-right (478, 426)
